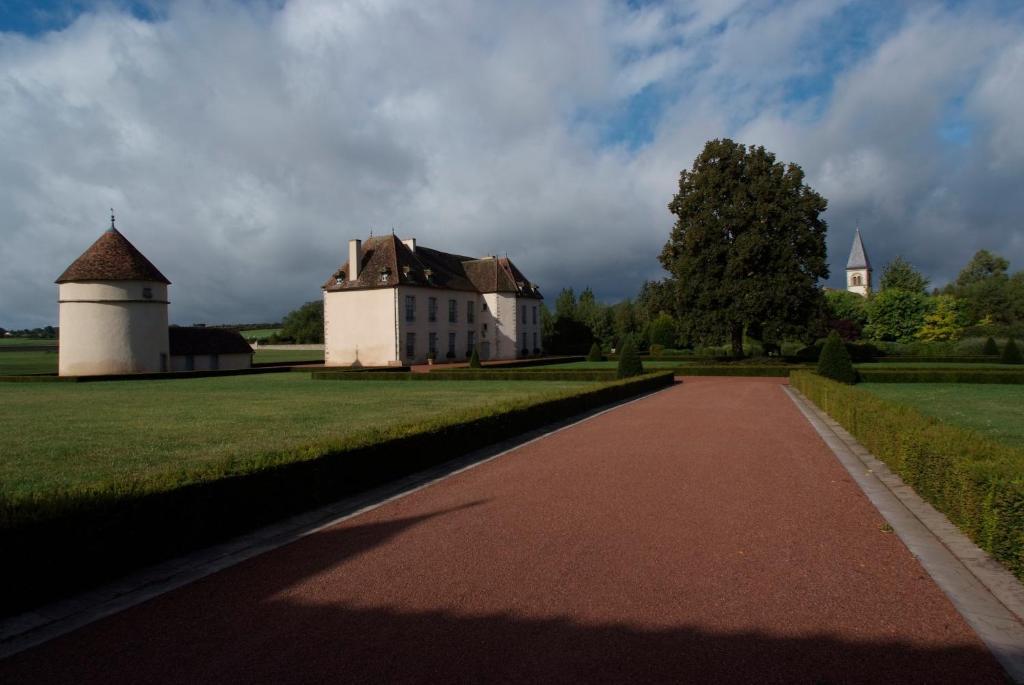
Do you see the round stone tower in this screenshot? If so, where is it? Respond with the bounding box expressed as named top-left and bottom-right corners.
top-left (55, 216), bottom-right (171, 376)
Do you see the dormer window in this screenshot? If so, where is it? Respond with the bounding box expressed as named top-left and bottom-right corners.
top-left (335, 270), bottom-right (345, 285)
top-left (402, 265), bottom-right (411, 279)
top-left (423, 268), bottom-right (433, 282)
top-left (380, 268), bottom-right (391, 284)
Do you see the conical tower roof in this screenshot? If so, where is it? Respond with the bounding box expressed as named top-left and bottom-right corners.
top-left (846, 228), bottom-right (871, 270)
top-left (56, 226), bottom-right (170, 284)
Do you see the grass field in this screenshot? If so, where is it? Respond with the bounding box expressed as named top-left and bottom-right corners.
top-left (0, 350), bottom-right (58, 375)
top-left (241, 328), bottom-right (281, 340)
top-left (0, 374), bottom-right (593, 497)
top-left (253, 348), bottom-right (323, 363)
top-left (543, 360), bottom-right (720, 369)
top-left (0, 338), bottom-right (57, 346)
top-left (861, 383), bottom-right (1024, 449)
top-left (855, 362), bottom-right (1015, 369)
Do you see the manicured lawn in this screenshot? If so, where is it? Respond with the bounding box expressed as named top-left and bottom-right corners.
top-left (0, 350), bottom-right (58, 375)
top-left (0, 338), bottom-right (57, 346)
top-left (542, 360), bottom-right (699, 369)
top-left (861, 383), bottom-right (1024, 449)
top-left (253, 348), bottom-right (323, 364)
top-left (0, 374), bottom-right (593, 497)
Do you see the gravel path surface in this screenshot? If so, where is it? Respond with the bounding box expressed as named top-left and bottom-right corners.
top-left (0, 377), bottom-right (1005, 683)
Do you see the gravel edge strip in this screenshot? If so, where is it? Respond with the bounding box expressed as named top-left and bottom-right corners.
top-left (785, 385), bottom-right (1024, 684)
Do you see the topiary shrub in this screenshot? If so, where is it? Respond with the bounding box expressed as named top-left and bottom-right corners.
top-left (1003, 338), bottom-right (1023, 365)
top-left (983, 337), bottom-right (1000, 356)
top-left (617, 335), bottom-right (644, 379)
top-left (817, 330), bottom-right (857, 384)
top-left (468, 346), bottom-right (481, 368)
top-left (586, 342), bottom-right (603, 362)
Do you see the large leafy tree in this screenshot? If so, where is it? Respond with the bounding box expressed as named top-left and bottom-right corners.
top-left (661, 139), bottom-right (829, 357)
top-left (880, 256), bottom-right (929, 293)
top-left (863, 289), bottom-right (930, 342)
top-left (947, 250), bottom-right (1015, 325)
top-left (280, 300), bottom-right (324, 344)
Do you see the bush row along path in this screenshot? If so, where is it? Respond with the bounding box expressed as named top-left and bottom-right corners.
top-left (0, 377), bottom-right (1004, 683)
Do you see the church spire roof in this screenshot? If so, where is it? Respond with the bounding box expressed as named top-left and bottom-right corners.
top-left (847, 228), bottom-right (871, 270)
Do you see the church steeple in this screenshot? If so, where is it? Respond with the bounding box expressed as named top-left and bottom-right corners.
top-left (846, 228), bottom-right (872, 297)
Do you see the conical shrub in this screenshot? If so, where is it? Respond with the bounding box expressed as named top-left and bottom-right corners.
top-left (468, 346), bottom-right (481, 368)
top-left (1002, 338), bottom-right (1023, 364)
top-left (982, 337), bottom-right (999, 356)
top-left (586, 342), bottom-right (603, 362)
top-left (616, 335), bottom-right (644, 379)
top-left (817, 330), bottom-right (857, 384)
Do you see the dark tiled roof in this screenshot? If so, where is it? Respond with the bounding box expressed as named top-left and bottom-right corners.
top-left (169, 327), bottom-right (253, 356)
top-left (323, 235), bottom-right (542, 299)
top-left (56, 228), bottom-right (170, 284)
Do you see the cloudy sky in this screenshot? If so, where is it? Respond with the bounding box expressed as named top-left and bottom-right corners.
top-left (1, 0), bottom-right (1022, 328)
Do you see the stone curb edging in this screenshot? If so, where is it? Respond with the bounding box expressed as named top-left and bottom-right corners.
top-left (784, 385), bottom-right (1024, 684)
top-left (0, 382), bottom-right (677, 661)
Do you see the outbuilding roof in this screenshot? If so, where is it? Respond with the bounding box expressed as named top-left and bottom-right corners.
top-left (322, 235), bottom-right (542, 299)
top-left (169, 327), bottom-right (253, 356)
top-left (56, 228), bottom-right (170, 284)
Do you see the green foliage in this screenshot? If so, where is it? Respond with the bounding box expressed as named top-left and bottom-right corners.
top-left (554, 288), bottom-right (578, 320)
top-left (880, 256), bottom-right (929, 293)
top-left (468, 346), bottom-right (481, 368)
top-left (816, 331), bottom-right (857, 384)
top-left (662, 139), bottom-right (829, 357)
top-left (648, 313), bottom-right (677, 348)
top-left (791, 371), bottom-right (1024, 580)
top-left (916, 295), bottom-right (966, 342)
top-left (278, 301), bottom-right (324, 344)
top-left (864, 289), bottom-right (930, 342)
top-left (947, 250), bottom-right (1019, 326)
top-left (616, 335), bottom-right (644, 378)
top-left (586, 342), bottom-right (603, 362)
top-left (1003, 338), bottom-right (1023, 364)
top-left (547, 316), bottom-right (595, 355)
top-left (649, 344), bottom-right (665, 358)
top-left (636, 279), bottom-right (677, 322)
top-left (824, 290), bottom-right (868, 326)
top-left (983, 337), bottom-right (1000, 355)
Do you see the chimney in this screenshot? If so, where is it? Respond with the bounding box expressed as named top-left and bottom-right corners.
top-left (348, 239), bottom-right (362, 283)
top-left (402, 237), bottom-right (416, 253)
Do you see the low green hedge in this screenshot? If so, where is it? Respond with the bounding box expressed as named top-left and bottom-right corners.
top-left (313, 370), bottom-right (624, 381)
top-left (670, 365), bottom-right (802, 377)
top-left (791, 370), bottom-right (1024, 580)
top-left (870, 356), bottom-right (1000, 364)
top-left (858, 368), bottom-right (1024, 384)
top-left (0, 372), bottom-right (672, 615)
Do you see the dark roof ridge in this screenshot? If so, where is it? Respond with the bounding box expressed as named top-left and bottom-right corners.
top-left (56, 227), bottom-right (171, 284)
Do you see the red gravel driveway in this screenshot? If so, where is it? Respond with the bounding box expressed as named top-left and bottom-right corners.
top-left (0, 377), bottom-right (1005, 683)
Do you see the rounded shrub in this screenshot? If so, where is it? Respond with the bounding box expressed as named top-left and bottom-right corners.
top-left (586, 342), bottom-right (604, 362)
top-left (983, 337), bottom-right (1000, 356)
top-left (817, 330), bottom-right (858, 384)
top-left (468, 346), bottom-right (481, 368)
top-left (1003, 338), bottom-right (1023, 365)
top-left (617, 335), bottom-right (644, 379)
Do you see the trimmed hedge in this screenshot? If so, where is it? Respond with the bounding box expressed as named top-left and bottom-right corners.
top-left (1, 372), bottom-right (673, 614)
top-left (0, 366), bottom-right (298, 383)
top-left (817, 331), bottom-right (857, 384)
top-left (790, 370), bottom-right (1024, 581)
top-left (870, 356), bottom-right (1000, 364)
top-left (858, 368), bottom-right (1024, 384)
top-left (670, 365), bottom-right (802, 377)
top-left (314, 370), bottom-right (625, 382)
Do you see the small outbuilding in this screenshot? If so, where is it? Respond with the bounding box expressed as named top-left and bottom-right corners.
top-left (169, 327), bottom-right (253, 372)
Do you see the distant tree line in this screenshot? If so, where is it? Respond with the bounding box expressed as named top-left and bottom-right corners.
top-left (2, 326), bottom-right (58, 339)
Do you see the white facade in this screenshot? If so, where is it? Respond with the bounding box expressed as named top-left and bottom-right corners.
top-left (847, 268), bottom-right (871, 297)
top-left (58, 280), bottom-right (170, 376)
top-left (324, 286), bottom-right (542, 367)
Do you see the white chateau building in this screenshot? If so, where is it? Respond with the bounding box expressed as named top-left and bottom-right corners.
top-left (323, 235), bottom-right (543, 367)
top-left (846, 228), bottom-right (872, 297)
top-left (56, 219), bottom-right (252, 376)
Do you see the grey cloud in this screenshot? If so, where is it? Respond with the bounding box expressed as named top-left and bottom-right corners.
top-left (1, 1), bottom-right (1023, 329)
